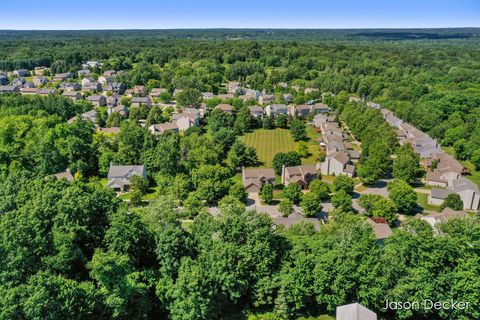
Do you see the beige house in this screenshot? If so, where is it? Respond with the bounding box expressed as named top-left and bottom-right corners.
top-left (428, 177), bottom-right (480, 210)
top-left (149, 122), bottom-right (179, 135)
top-left (319, 151), bottom-right (354, 177)
top-left (419, 207), bottom-right (468, 228)
top-left (281, 165), bottom-right (318, 188)
top-left (242, 168), bottom-right (275, 193)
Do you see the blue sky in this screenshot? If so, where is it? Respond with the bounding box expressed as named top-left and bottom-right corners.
top-left (1, 0), bottom-right (479, 29)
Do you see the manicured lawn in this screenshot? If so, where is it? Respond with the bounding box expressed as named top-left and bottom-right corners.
top-left (416, 192), bottom-right (442, 212)
top-left (240, 128), bottom-right (298, 167)
top-left (240, 126), bottom-right (321, 167)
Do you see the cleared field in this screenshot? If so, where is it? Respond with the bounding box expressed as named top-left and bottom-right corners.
top-left (240, 128), bottom-right (298, 167)
top-left (240, 127), bottom-right (321, 167)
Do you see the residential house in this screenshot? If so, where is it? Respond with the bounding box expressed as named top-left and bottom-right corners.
top-left (103, 70), bottom-right (117, 77)
top-left (60, 82), bottom-right (81, 91)
top-left (20, 88), bottom-right (38, 95)
top-left (215, 103), bottom-right (234, 114)
top-left (134, 85), bottom-right (147, 97)
top-left (419, 207), bottom-right (468, 228)
top-left (83, 82), bottom-right (102, 92)
top-left (52, 170), bottom-right (74, 182)
top-left (366, 101), bottom-right (381, 109)
top-left (81, 77), bottom-right (96, 87)
top-left (319, 151), bottom-right (354, 177)
top-left (32, 76), bottom-right (48, 86)
top-left (63, 91), bottom-right (83, 101)
top-left (171, 112), bottom-right (200, 131)
top-left (98, 76), bottom-right (114, 85)
top-left (23, 81), bottom-right (36, 89)
top-left (277, 82), bottom-right (288, 89)
top-left (12, 69), bottom-right (29, 77)
top-left (424, 152), bottom-right (463, 187)
top-left (311, 103), bottom-right (330, 114)
top-left (108, 105), bottom-right (128, 117)
top-left (12, 78), bottom-right (26, 87)
top-left (34, 66), bottom-right (47, 76)
top-left (202, 92), bottom-right (214, 100)
top-left (425, 171), bottom-right (448, 188)
top-left (53, 73), bottom-right (72, 82)
top-left (150, 88), bottom-right (167, 98)
top-left (336, 303), bottom-right (377, 320)
top-left (265, 104), bottom-right (289, 117)
top-left (0, 74), bottom-right (8, 85)
top-left (83, 61), bottom-right (102, 69)
top-left (131, 96), bottom-right (152, 108)
top-left (242, 168), bottom-right (276, 193)
top-left (78, 69), bottom-right (91, 77)
top-left (106, 94), bottom-right (120, 107)
top-left (259, 94), bottom-right (275, 105)
top-left (429, 177), bottom-right (480, 210)
top-left (68, 110), bottom-right (97, 124)
top-left (37, 89), bottom-right (56, 96)
top-left (149, 122), bottom-right (179, 135)
top-left (248, 105), bottom-right (264, 118)
top-left (0, 86), bottom-right (19, 94)
top-left (294, 104), bottom-right (311, 118)
top-left (106, 165), bottom-right (147, 192)
top-left (283, 93), bottom-right (293, 103)
top-left (367, 218), bottom-right (393, 241)
top-left (87, 95), bottom-right (107, 107)
top-left (304, 87), bottom-right (318, 94)
top-left (281, 165), bottom-right (318, 188)
top-left (218, 93), bottom-right (234, 100)
top-left (227, 81), bottom-right (242, 94)
top-left (313, 114), bottom-right (335, 128)
top-left (244, 88), bottom-right (262, 100)
top-left (105, 82), bottom-right (126, 94)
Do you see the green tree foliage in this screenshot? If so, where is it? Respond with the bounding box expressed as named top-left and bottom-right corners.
top-left (300, 192), bottom-right (323, 217)
top-left (176, 88), bottom-right (203, 107)
top-left (275, 114), bottom-right (288, 128)
top-left (272, 152), bottom-right (301, 175)
top-left (290, 119), bottom-right (307, 141)
top-left (359, 194), bottom-right (398, 225)
top-left (333, 175), bottom-right (354, 194)
top-left (260, 184), bottom-right (274, 205)
top-left (282, 183), bottom-right (303, 205)
top-left (308, 179), bottom-right (330, 202)
top-left (227, 139), bottom-right (259, 170)
top-left (393, 144), bottom-right (423, 184)
top-left (331, 190), bottom-right (353, 214)
top-left (279, 199), bottom-right (294, 217)
top-left (387, 179), bottom-right (418, 213)
top-left (441, 193), bottom-right (464, 211)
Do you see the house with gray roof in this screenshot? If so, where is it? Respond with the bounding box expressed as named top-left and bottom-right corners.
top-left (0, 86), bottom-right (19, 94)
top-left (0, 74), bottom-right (8, 85)
top-left (150, 88), bottom-right (167, 98)
top-left (259, 94), bottom-right (276, 105)
top-left (32, 76), bottom-right (48, 86)
top-left (87, 95), bottom-right (107, 107)
top-left (242, 167), bottom-right (275, 193)
top-left (281, 164), bottom-right (318, 188)
top-left (131, 96), bottom-right (152, 108)
top-left (108, 105), bottom-right (128, 117)
top-left (68, 110), bottom-right (97, 125)
top-left (265, 104), bottom-right (289, 117)
top-left (149, 122), bottom-right (179, 135)
top-left (63, 91), bottom-right (83, 101)
top-left (38, 89), bottom-right (56, 96)
top-left (12, 69), bottom-right (29, 77)
top-left (107, 165), bottom-right (147, 192)
top-left (248, 105), bottom-right (264, 118)
top-left (60, 82), bottom-right (81, 91)
top-left (419, 207), bottom-right (468, 228)
top-left (429, 177), bottom-right (480, 210)
top-left (105, 82), bottom-right (126, 94)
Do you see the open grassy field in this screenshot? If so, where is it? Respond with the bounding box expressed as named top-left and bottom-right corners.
top-left (240, 126), bottom-right (321, 167)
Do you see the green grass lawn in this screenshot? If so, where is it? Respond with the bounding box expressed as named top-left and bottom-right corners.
top-left (416, 192), bottom-right (442, 212)
top-left (240, 126), bottom-right (321, 167)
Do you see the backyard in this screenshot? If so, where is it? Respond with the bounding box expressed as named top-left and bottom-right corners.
top-left (240, 126), bottom-right (321, 167)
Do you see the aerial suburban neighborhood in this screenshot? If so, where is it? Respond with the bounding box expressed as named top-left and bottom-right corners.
top-left (0, 20), bottom-right (479, 320)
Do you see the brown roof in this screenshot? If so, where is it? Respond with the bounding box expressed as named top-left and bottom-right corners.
top-left (367, 218), bottom-right (393, 240)
top-left (332, 151), bottom-right (350, 165)
top-left (216, 104), bottom-right (234, 112)
top-left (426, 171), bottom-right (447, 183)
top-left (243, 168), bottom-right (275, 180)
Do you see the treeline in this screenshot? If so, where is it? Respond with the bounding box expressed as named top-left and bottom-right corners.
top-left (0, 175), bottom-right (479, 320)
top-left (2, 31), bottom-right (478, 166)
